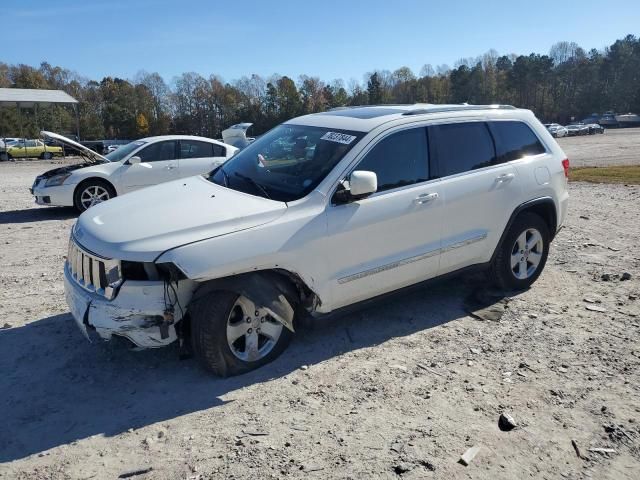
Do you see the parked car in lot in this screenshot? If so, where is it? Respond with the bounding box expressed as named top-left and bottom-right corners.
top-left (586, 123), bottom-right (604, 134)
top-left (1, 138), bottom-right (63, 160)
top-left (63, 104), bottom-right (569, 376)
top-left (544, 123), bottom-right (568, 138)
top-left (32, 132), bottom-right (238, 212)
top-left (222, 122), bottom-right (257, 149)
top-left (566, 124), bottom-right (589, 136)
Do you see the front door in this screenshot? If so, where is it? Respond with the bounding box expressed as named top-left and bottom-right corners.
top-left (325, 126), bottom-right (443, 310)
top-left (119, 140), bottom-right (179, 192)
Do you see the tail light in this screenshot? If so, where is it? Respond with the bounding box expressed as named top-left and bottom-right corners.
top-left (562, 158), bottom-right (570, 178)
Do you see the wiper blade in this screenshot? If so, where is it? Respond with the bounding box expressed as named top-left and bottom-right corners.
top-left (234, 172), bottom-right (271, 199)
top-left (219, 167), bottom-right (230, 187)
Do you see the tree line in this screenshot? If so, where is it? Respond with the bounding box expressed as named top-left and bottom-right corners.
top-left (1, 34), bottom-right (639, 141)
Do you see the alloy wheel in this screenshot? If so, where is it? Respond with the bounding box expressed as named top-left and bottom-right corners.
top-left (510, 228), bottom-right (544, 280)
top-left (226, 295), bottom-right (283, 362)
top-left (80, 185), bottom-right (110, 210)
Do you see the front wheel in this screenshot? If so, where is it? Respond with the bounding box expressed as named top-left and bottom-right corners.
top-left (73, 180), bottom-right (116, 212)
top-left (190, 290), bottom-right (292, 376)
top-left (489, 212), bottom-right (550, 291)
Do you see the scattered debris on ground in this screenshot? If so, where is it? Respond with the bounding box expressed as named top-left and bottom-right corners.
top-left (1, 160), bottom-right (639, 478)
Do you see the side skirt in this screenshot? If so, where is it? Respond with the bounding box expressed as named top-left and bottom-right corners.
top-left (311, 262), bottom-right (490, 322)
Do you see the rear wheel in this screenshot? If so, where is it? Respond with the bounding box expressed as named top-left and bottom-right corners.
top-left (191, 290), bottom-right (292, 376)
top-left (489, 212), bottom-right (550, 291)
top-left (42, 152), bottom-right (53, 160)
top-left (73, 180), bottom-right (116, 212)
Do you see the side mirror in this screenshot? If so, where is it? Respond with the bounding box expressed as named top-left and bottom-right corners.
top-left (350, 170), bottom-right (377, 197)
top-left (333, 170), bottom-right (378, 204)
top-left (128, 156), bottom-right (141, 165)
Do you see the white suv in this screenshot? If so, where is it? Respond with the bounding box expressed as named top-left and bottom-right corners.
top-left (64, 104), bottom-right (570, 376)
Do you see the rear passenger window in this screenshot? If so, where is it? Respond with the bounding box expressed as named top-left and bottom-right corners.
top-left (180, 140), bottom-right (214, 159)
top-left (430, 122), bottom-right (495, 177)
top-left (212, 144), bottom-right (226, 157)
top-left (356, 127), bottom-right (428, 192)
top-left (489, 121), bottom-right (546, 162)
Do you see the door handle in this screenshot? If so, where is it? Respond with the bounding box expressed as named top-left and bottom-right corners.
top-left (166, 165), bottom-right (177, 170)
top-left (496, 173), bottom-right (515, 182)
top-left (414, 192), bottom-right (439, 204)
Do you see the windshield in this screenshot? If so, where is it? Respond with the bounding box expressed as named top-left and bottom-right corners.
top-left (208, 124), bottom-right (363, 202)
top-left (104, 140), bottom-right (146, 162)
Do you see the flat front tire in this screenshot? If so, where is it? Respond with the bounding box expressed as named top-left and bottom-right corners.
top-left (190, 290), bottom-right (293, 377)
top-left (489, 212), bottom-right (550, 291)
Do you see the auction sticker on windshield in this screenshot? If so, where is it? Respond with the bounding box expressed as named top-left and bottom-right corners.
top-left (320, 132), bottom-right (357, 144)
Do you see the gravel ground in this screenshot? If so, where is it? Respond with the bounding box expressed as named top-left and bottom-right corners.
top-left (1, 139), bottom-right (640, 479)
top-left (557, 128), bottom-right (640, 167)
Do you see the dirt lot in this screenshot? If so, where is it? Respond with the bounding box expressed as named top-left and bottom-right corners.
top-left (558, 128), bottom-right (640, 167)
top-left (1, 133), bottom-right (640, 479)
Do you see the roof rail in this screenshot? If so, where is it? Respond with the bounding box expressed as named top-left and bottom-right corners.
top-left (402, 104), bottom-right (516, 116)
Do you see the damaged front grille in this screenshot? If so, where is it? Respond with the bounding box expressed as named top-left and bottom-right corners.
top-left (67, 237), bottom-right (122, 300)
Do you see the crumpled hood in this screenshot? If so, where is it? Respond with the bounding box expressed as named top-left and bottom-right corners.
top-left (74, 175), bottom-right (287, 261)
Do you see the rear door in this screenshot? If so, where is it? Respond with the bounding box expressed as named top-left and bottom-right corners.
top-left (178, 140), bottom-right (227, 178)
top-left (119, 140), bottom-right (179, 192)
top-left (432, 120), bottom-right (542, 274)
top-left (325, 126), bottom-right (443, 309)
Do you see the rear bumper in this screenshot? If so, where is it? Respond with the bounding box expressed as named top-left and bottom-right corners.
top-left (64, 262), bottom-right (196, 348)
top-left (557, 189), bottom-right (570, 232)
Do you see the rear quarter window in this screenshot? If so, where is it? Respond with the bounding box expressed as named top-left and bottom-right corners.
top-left (489, 121), bottom-right (546, 163)
top-left (212, 144), bottom-right (226, 157)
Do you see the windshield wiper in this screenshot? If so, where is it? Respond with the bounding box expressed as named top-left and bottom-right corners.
top-left (219, 167), bottom-right (230, 187)
top-left (234, 172), bottom-right (271, 200)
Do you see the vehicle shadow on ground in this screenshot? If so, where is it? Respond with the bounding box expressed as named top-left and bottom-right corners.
top-left (0, 276), bottom-right (508, 462)
top-left (0, 207), bottom-right (76, 224)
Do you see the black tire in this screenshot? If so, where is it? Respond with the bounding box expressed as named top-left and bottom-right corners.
top-left (0, 152), bottom-right (8, 162)
top-left (73, 179), bottom-right (116, 213)
top-left (190, 290), bottom-right (293, 377)
top-left (489, 212), bottom-right (550, 291)
top-left (42, 152), bottom-right (53, 160)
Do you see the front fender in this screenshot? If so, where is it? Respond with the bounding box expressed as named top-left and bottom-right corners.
top-left (191, 272), bottom-right (296, 332)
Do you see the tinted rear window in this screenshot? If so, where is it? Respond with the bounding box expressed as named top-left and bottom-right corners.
top-left (489, 121), bottom-right (546, 162)
top-left (430, 122), bottom-right (495, 177)
top-left (212, 143), bottom-right (226, 156)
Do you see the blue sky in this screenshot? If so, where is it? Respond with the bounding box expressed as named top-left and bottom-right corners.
top-left (4, 0), bottom-right (639, 85)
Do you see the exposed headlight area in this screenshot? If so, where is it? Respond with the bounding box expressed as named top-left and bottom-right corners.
top-left (45, 173), bottom-right (71, 187)
top-left (121, 261), bottom-right (186, 282)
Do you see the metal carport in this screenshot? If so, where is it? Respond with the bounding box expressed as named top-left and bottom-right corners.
top-left (0, 88), bottom-right (80, 148)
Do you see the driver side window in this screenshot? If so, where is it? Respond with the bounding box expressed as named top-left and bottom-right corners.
top-left (355, 127), bottom-right (429, 193)
top-left (137, 141), bottom-right (177, 162)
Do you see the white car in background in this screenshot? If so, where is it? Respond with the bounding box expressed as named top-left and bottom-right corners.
top-left (544, 123), bottom-right (568, 138)
top-left (221, 122), bottom-right (256, 149)
top-left (31, 132), bottom-right (238, 211)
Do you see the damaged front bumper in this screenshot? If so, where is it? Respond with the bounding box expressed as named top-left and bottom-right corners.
top-left (32, 179), bottom-right (76, 207)
top-left (64, 263), bottom-right (196, 348)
